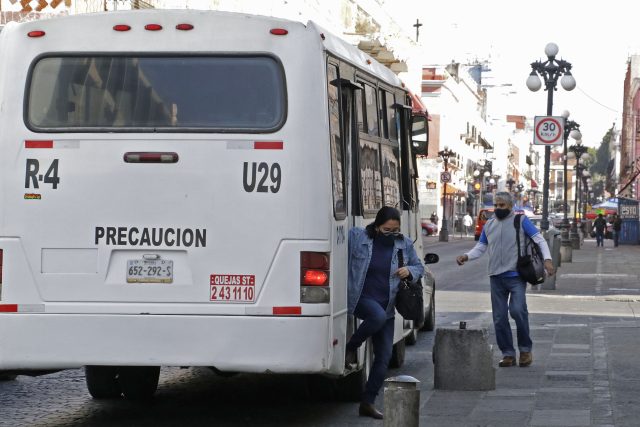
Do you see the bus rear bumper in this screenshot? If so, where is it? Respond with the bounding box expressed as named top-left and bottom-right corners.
top-left (0, 313), bottom-right (331, 372)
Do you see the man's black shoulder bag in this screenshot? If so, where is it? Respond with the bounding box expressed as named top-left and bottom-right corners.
top-left (514, 214), bottom-right (545, 286)
top-left (395, 249), bottom-right (424, 323)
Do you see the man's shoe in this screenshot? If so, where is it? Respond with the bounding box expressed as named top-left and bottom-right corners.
top-left (359, 402), bottom-right (383, 420)
top-left (345, 348), bottom-right (357, 369)
top-left (519, 352), bottom-right (533, 367)
top-left (498, 356), bottom-right (516, 367)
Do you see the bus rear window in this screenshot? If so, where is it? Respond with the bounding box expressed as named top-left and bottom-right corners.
top-left (27, 55), bottom-right (286, 132)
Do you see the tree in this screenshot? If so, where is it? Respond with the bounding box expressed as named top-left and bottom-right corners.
top-left (589, 126), bottom-right (615, 201)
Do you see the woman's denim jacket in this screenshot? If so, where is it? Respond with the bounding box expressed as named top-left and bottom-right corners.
top-left (348, 227), bottom-right (425, 319)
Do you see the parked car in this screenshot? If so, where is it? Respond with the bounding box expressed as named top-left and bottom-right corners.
top-left (402, 252), bottom-right (439, 349)
top-left (474, 208), bottom-right (494, 240)
top-left (421, 219), bottom-right (438, 236)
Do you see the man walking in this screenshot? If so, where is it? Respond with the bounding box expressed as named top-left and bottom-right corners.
top-left (463, 212), bottom-right (473, 237)
top-left (612, 213), bottom-right (622, 247)
top-left (455, 192), bottom-right (554, 368)
top-left (593, 213), bottom-right (607, 247)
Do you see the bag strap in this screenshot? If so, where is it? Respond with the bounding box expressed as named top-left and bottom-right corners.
top-left (514, 214), bottom-right (522, 256)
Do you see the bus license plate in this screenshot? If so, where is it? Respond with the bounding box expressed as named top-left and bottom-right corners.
top-left (127, 259), bottom-right (173, 283)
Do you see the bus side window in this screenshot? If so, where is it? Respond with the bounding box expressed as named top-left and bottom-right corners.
top-left (381, 144), bottom-right (400, 208)
top-left (355, 90), bottom-right (365, 134)
top-left (386, 91), bottom-right (398, 142)
top-left (327, 64), bottom-right (347, 219)
top-left (363, 84), bottom-right (379, 137)
top-left (378, 89), bottom-right (388, 139)
top-left (359, 139), bottom-right (382, 212)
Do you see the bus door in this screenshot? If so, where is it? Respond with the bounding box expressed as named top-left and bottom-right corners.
top-left (328, 62), bottom-right (357, 369)
top-left (397, 102), bottom-right (419, 240)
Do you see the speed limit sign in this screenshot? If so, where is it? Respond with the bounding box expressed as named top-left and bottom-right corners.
top-left (533, 116), bottom-right (564, 146)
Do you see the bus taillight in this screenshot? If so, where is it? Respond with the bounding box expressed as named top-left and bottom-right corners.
top-left (300, 252), bottom-right (330, 303)
top-left (302, 270), bottom-right (328, 286)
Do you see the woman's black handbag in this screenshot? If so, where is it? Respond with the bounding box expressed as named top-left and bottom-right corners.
top-left (514, 214), bottom-right (545, 285)
top-left (395, 250), bottom-right (424, 323)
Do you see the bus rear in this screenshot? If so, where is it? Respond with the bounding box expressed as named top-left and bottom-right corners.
top-left (0, 10), bottom-right (340, 383)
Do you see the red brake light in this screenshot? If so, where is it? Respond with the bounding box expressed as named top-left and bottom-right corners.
top-left (302, 270), bottom-right (329, 286)
top-left (145, 24), bottom-right (162, 31)
top-left (270, 28), bottom-right (288, 36)
top-left (176, 23), bottom-right (194, 31)
top-left (27, 30), bottom-right (45, 38)
top-left (113, 24), bottom-right (131, 32)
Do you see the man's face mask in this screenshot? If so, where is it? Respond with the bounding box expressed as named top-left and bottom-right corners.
top-left (494, 201), bottom-right (511, 220)
top-left (495, 208), bottom-right (510, 219)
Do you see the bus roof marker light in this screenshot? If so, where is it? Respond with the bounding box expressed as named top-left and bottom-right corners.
top-left (176, 23), bottom-right (194, 31)
top-left (270, 28), bottom-right (288, 36)
top-left (27, 30), bottom-right (45, 38)
top-left (145, 24), bottom-right (163, 31)
top-left (113, 24), bottom-right (131, 32)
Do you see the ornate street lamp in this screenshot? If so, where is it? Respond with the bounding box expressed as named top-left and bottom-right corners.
top-left (582, 172), bottom-right (592, 225)
top-left (559, 110), bottom-right (581, 248)
top-left (506, 175), bottom-right (515, 193)
top-left (568, 142), bottom-right (590, 248)
top-left (516, 183), bottom-right (525, 206)
top-left (526, 43), bottom-right (576, 231)
top-left (438, 146), bottom-right (456, 242)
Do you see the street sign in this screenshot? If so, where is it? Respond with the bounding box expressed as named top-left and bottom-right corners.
top-left (440, 171), bottom-right (451, 183)
top-left (533, 116), bottom-right (564, 146)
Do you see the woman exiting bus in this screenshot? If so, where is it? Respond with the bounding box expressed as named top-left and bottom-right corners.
top-left (346, 206), bottom-right (425, 419)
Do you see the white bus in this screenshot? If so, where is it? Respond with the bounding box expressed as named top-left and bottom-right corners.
top-left (0, 10), bottom-right (437, 399)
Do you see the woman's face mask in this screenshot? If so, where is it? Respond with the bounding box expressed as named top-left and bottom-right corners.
top-left (376, 221), bottom-right (401, 246)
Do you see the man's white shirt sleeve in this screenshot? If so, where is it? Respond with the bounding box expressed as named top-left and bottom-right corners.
top-left (465, 242), bottom-right (487, 260)
top-left (531, 233), bottom-right (552, 260)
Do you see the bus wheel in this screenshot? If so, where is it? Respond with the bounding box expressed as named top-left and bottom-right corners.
top-left (388, 338), bottom-right (405, 368)
top-left (421, 293), bottom-right (436, 331)
top-left (118, 366), bottom-right (160, 400)
top-left (85, 366), bottom-right (121, 399)
top-left (305, 374), bottom-right (336, 401)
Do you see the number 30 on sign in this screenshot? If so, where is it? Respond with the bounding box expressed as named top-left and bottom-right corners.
top-left (533, 116), bottom-right (564, 146)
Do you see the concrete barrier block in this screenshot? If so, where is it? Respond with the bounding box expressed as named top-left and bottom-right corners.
top-left (433, 328), bottom-right (495, 390)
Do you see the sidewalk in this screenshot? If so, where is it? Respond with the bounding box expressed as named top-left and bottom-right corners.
top-left (418, 239), bottom-right (640, 427)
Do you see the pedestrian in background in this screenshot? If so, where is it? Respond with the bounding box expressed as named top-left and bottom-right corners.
top-left (612, 213), bottom-right (622, 247)
top-left (455, 192), bottom-right (554, 368)
top-left (346, 206), bottom-right (425, 419)
top-left (593, 213), bottom-right (607, 247)
top-left (430, 211), bottom-right (439, 226)
top-left (463, 212), bottom-right (473, 236)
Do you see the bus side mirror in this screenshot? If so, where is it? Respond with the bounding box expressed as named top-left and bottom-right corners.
top-left (424, 253), bottom-right (439, 264)
top-left (411, 115), bottom-right (428, 156)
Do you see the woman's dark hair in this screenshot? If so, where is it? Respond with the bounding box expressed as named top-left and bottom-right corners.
top-left (365, 206), bottom-right (401, 238)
